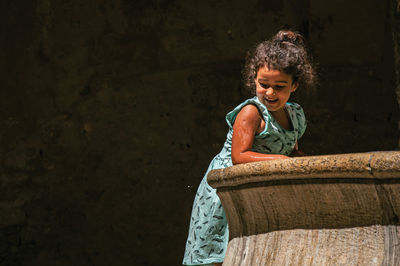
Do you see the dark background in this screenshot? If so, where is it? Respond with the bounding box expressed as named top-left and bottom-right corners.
top-left (1, 0), bottom-right (399, 265)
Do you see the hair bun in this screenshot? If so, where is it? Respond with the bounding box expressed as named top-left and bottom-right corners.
top-left (273, 30), bottom-right (304, 46)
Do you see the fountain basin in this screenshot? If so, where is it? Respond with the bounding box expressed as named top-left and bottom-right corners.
top-left (207, 151), bottom-right (400, 265)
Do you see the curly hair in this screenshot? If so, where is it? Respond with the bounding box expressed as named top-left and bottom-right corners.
top-left (242, 30), bottom-right (316, 94)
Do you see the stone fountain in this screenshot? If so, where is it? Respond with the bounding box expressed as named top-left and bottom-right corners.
top-left (207, 151), bottom-right (400, 265)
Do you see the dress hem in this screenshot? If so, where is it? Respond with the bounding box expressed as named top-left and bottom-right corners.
top-left (183, 257), bottom-right (224, 265)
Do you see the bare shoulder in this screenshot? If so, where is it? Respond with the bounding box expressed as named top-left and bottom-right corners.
top-left (234, 104), bottom-right (264, 132)
top-left (236, 104), bottom-right (261, 119)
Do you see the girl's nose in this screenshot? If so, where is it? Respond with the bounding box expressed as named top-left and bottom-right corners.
top-left (266, 88), bottom-right (274, 95)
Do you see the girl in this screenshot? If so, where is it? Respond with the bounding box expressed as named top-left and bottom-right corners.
top-left (183, 30), bottom-right (316, 266)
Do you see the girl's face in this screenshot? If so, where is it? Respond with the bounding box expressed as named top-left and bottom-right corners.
top-left (255, 66), bottom-right (298, 113)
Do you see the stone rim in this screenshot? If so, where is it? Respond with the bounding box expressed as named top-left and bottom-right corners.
top-left (207, 151), bottom-right (400, 189)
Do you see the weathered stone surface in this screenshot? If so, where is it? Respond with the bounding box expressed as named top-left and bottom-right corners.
top-left (224, 226), bottom-right (400, 265)
top-left (208, 151), bottom-right (400, 265)
top-left (390, 0), bottom-right (400, 147)
top-left (208, 151), bottom-right (400, 188)
top-left (0, 200), bottom-right (25, 228)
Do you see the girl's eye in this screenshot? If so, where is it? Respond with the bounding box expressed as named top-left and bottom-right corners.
top-left (259, 83), bottom-right (285, 90)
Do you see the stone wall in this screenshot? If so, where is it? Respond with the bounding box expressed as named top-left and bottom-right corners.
top-left (0, 0), bottom-right (398, 265)
top-left (390, 0), bottom-right (400, 147)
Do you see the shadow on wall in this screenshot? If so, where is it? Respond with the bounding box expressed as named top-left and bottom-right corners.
top-left (0, 0), bottom-right (398, 265)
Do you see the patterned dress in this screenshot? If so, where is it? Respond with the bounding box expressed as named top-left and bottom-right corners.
top-left (182, 96), bottom-right (307, 265)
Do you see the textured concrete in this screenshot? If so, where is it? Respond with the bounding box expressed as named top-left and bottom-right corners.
top-left (208, 151), bottom-right (400, 265)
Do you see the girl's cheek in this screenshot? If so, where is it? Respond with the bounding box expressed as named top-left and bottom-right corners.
top-left (256, 88), bottom-right (265, 94)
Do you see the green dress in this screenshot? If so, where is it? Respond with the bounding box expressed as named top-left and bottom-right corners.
top-left (183, 96), bottom-right (307, 265)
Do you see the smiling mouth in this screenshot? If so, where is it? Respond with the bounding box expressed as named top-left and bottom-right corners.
top-left (265, 98), bottom-right (278, 103)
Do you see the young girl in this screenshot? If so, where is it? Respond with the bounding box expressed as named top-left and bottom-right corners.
top-left (183, 30), bottom-right (316, 266)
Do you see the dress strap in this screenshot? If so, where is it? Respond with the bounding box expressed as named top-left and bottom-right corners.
top-left (225, 96), bottom-right (270, 129)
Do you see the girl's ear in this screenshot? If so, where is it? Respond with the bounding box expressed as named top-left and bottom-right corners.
top-left (253, 71), bottom-right (258, 84)
top-left (291, 82), bottom-right (299, 92)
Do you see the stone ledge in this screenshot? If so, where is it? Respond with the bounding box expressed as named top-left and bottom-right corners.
top-left (208, 151), bottom-right (400, 189)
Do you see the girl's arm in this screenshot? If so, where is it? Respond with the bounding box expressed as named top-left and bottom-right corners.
top-left (231, 105), bottom-right (289, 165)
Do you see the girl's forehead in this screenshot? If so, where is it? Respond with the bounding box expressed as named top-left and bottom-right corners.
top-left (256, 66), bottom-right (292, 82)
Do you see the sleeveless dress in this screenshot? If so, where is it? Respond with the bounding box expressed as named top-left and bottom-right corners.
top-left (182, 96), bottom-right (307, 265)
